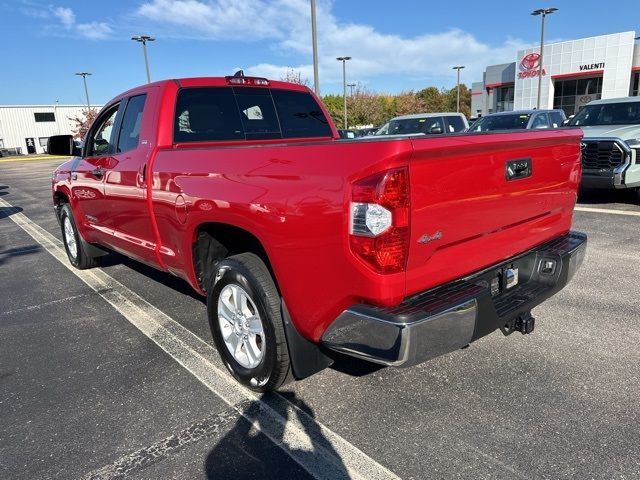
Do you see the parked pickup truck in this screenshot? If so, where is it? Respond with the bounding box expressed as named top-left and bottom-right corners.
top-left (567, 96), bottom-right (640, 200)
top-left (48, 75), bottom-right (587, 392)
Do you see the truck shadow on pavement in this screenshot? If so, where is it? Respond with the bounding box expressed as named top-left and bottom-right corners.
top-left (203, 392), bottom-right (351, 480)
top-left (0, 244), bottom-right (41, 266)
top-left (99, 251), bottom-right (205, 303)
top-left (578, 188), bottom-right (639, 205)
top-left (0, 205), bottom-right (23, 219)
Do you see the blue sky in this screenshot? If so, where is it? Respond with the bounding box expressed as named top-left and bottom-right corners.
top-left (0, 0), bottom-right (638, 105)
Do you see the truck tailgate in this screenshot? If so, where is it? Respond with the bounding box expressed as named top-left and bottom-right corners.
top-left (405, 129), bottom-right (582, 297)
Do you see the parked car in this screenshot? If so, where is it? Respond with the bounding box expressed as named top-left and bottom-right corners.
top-left (467, 109), bottom-right (566, 132)
top-left (375, 112), bottom-right (468, 136)
top-left (338, 129), bottom-right (357, 139)
top-left (47, 75), bottom-right (586, 392)
top-left (354, 127), bottom-right (378, 137)
top-left (567, 96), bottom-right (640, 199)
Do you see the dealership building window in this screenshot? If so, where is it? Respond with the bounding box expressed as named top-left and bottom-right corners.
top-left (553, 76), bottom-right (602, 116)
top-left (495, 86), bottom-right (514, 112)
top-left (632, 72), bottom-right (640, 96)
top-left (34, 112), bottom-right (55, 122)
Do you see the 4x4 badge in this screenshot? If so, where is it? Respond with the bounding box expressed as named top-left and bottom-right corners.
top-left (418, 231), bottom-right (443, 244)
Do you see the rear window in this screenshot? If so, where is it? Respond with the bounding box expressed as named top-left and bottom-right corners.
top-left (469, 114), bottom-right (531, 132)
top-left (173, 86), bottom-right (331, 143)
top-left (272, 89), bottom-right (331, 138)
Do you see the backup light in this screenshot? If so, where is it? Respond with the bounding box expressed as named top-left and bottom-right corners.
top-left (351, 203), bottom-right (392, 236)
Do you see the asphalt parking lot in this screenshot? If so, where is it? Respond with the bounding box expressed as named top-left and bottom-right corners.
top-left (1, 157), bottom-right (639, 480)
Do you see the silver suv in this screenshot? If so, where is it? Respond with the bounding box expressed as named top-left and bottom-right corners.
top-left (568, 97), bottom-right (640, 198)
top-left (467, 109), bottom-right (566, 132)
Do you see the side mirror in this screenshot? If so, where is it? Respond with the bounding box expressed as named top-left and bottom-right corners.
top-left (562, 119), bottom-right (571, 126)
top-left (430, 125), bottom-right (443, 134)
top-left (47, 135), bottom-right (80, 156)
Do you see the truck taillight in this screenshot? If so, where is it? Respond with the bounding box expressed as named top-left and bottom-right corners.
top-left (349, 167), bottom-right (410, 273)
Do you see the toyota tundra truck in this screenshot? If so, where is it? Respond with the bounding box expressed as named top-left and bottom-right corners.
top-left (568, 96), bottom-right (640, 200)
top-left (47, 75), bottom-right (587, 391)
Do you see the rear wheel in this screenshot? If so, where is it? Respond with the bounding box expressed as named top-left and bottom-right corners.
top-left (59, 204), bottom-right (99, 269)
top-left (207, 253), bottom-right (291, 392)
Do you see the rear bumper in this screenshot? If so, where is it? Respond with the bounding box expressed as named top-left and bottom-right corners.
top-left (321, 231), bottom-right (587, 367)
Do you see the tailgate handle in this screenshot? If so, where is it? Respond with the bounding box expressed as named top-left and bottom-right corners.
top-left (506, 158), bottom-right (532, 181)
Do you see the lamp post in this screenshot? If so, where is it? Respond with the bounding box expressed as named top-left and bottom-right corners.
top-left (310, 0), bottom-right (320, 95)
top-left (452, 66), bottom-right (465, 112)
top-left (531, 8), bottom-right (557, 109)
top-left (75, 72), bottom-right (92, 109)
top-left (131, 35), bottom-right (155, 83)
top-left (347, 83), bottom-right (356, 96)
top-left (336, 56), bottom-right (351, 129)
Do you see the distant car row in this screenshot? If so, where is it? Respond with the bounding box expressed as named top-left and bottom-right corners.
top-left (342, 96), bottom-right (640, 200)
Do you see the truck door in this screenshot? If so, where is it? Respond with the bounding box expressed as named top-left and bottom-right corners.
top-left (71, 103), bottom-right (122, 245)
top-left (100, 93), bottom-right (159, 266)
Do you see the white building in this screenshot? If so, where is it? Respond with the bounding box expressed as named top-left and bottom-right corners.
top-left (0, 105), bottom-right (102, 155)
top-left (472, 31), bottom-right (640, 117)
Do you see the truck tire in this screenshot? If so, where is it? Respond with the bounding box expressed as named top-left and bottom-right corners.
top-left (59, 204), bottom-right (99, 270)
top-left (207, 253), bottom-right (292, 392)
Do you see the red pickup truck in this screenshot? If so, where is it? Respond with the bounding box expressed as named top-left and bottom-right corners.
top-left (48, 75), bottom-right (586, 391)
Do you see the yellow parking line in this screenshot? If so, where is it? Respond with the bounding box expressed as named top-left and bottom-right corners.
top-left (0, 156), bottom-right (70, 163)
top-left (575, 206), bottom-right (640, 217)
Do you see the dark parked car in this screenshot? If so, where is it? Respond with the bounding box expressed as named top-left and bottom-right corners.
top-left (468, 109), bottom-right (566, 132)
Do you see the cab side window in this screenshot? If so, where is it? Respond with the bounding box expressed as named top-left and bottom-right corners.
top-left (117, 94), bottom-right (147, 153)
top-left (89, 105), bottom-right (119, 156)
top-left (531, 113), bottom-right (549, 129)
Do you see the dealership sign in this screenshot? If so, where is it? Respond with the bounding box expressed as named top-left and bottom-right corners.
top-left (518, 53), bottom-right (546, 79)
top-left (579, 62), bottom-right (605, 71)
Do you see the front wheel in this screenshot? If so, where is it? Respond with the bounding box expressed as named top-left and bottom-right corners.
top-left (207, 253), bottom-right (291, 392)
top-left (59, 204), bottom-right (99, 270)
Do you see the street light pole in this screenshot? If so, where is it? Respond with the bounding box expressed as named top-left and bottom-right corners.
top-left (75, 72), bottom-right (92, 109)
top-left (347, 83), bottom-right (356, 96)
top-left (531, 8), bottom-right (557, 109)
top-left (131, 35), bottom-right (155, 83)
top-left (336, 56), bottom-right (351, 129)
top-left (452, 66), bottom-right (465, 112)
top-left (310, 0), bottom-right (320, 95)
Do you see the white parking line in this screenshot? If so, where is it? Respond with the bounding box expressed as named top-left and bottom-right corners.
top-left (575, 206), bottom-right (640, 217)
top-left (0, 197), bottom-right (400, 480)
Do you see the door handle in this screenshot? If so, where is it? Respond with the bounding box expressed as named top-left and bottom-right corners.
top-left (91, 167), bottom-right (105, 178)
top-left (506, 158), bottom-right (532, 181)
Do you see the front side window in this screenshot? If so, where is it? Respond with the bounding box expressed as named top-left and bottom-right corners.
top-left (549, 111), bottom-right (565, 128)
top-left (117, 94), bottom-right (146, 153)
top-left (89, 105), bottom-right (119, 156)
top-left (445, 116), bottom-right (466, 133)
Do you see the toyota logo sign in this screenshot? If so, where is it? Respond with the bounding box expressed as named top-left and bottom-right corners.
top-left (520, 53), bottom-right (540, 71)
top-left (518, 53), bottom-right (546, 79)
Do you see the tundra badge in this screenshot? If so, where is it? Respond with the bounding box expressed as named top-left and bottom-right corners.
top-left (418, 231), bottom-right (443, 244)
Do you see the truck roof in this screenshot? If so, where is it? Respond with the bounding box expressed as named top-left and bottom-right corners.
top-left (113, 77), bottom-right (311, 102)
top-left (484, 109), bottom-right (563, 116)
top-left (391, 112), bottom-right (466, 121)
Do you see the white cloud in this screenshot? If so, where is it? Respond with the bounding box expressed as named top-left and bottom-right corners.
top-left (21, 4), bottom-right (115, 40)
top-left (52, 6), bottom-right (75, 28)
top-left (136, 0), bottom-right (532, 90)
top-left (76, 21), bottom-right (114, 40)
